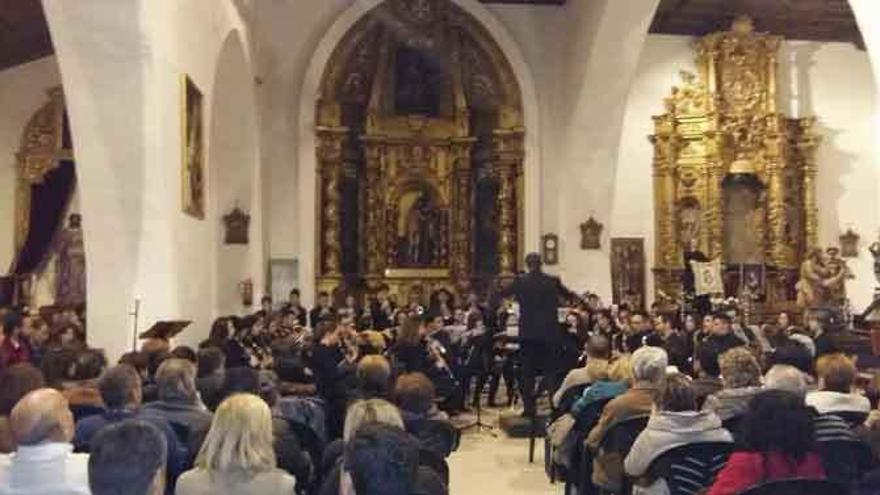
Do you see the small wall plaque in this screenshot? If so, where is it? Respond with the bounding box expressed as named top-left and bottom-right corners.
top-left (580, 216), bottom-right (603, 250)
top-left (223, 206), bottom-right (250, 245)
top-left (840, 228), bottom-right (859, 258)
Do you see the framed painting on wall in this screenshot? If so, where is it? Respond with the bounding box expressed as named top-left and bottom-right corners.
top-left (610, 237), bottom-right (646, 310)
top-left (181, 75), bottom-right (205, 219)
top-left (270, 258), bottom-right (299, 305)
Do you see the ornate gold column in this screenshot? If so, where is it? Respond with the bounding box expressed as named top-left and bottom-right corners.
top-left (316, 126), bottom-right (348, 277)
top-left (492, 128), bottom-right (524, 277)
top-left (451, 139), bottom-right (476, 284)
top-left (764, 121), bottom-right (788, 266)
top-left (362, 140), bottom-right (386, 281)
top-left (705, 155), bottom-right (725, 260)
top-left (798, 118), bottom-right (820, 250)
top-left (651, 129), bottom-right (678, 268)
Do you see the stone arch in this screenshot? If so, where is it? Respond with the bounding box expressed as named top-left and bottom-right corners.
top-left (207, 29), bottom-right (263, 315)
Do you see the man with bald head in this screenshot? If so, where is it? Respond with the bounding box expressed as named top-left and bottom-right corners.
top-left (0, 388), bottom-right (90, 494)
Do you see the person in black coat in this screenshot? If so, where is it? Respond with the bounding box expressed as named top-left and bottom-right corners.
top-left (370, 285), bottom-right (397, 331)
top-left (497, 253), bottom-right (577, 417)
top-left (309, 291), bottom-right (337, 329)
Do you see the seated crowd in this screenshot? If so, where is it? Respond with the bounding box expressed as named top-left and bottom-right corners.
top-left (1, 288), bottom-right (880, 495)
top-left (548, 307), bottom-right (880, 495)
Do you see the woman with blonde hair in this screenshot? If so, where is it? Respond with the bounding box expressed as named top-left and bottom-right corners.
top-left (175, 394), bottom-right (295, 495)
top-left (343, 398), bottom-right (404, 442)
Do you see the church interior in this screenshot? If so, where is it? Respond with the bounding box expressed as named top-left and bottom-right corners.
top-left (3, 0), bottom-right (880, 494)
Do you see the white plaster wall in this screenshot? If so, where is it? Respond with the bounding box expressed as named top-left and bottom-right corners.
top-left (210, 32), bottom-right (264, 317)
top-left (611, 35), bottom-right (695, 303)
top-left (612, 34), bottom-right (878, 310)
top-left (0, 56), bottom-right (62, 272)
top-left (43, 0), bottom-right (262, 359)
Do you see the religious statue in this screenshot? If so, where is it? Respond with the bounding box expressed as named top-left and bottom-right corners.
top-left (796, 247), bottom-right (850, 309)
top-left (55, 213), bottom-right (86, 308)
top-left (401, 194), bottom-right (440, 266)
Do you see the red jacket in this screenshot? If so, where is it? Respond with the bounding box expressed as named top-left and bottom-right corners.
top-left (0, 338), bottom-right (31, 369)
top-left (706, 451), bottom-right (825, 495)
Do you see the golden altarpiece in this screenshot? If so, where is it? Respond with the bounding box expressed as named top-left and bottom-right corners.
top-left (652, 18), bottom-right (820, 314)
top-left (315, 0), bottom-right (524, 302)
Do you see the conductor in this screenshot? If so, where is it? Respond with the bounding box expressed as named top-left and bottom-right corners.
top-left (498, 253), bottom-right (577, 417)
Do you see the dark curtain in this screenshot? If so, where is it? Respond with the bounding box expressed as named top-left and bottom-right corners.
top-left (12, 160), bottom-right (76, 275)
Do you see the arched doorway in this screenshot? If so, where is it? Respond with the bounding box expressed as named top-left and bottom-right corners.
top-left (314, 0), bottom-right (525, 302)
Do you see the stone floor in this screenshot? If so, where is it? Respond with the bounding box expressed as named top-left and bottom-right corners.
top-left (448, 407), bottom-right (562, 495)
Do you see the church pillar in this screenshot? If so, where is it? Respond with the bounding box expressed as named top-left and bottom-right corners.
top-left (651, 131), bottom-right (677, 268)
top-left (492, 128), bottom-right (524, 277)
top-left (362, 141), bottom-right (386, 283)
top-left (798, 118), bottom-right (820, 250)
top-left (317, 126), bottom-right (348, 278)
top-left (705, 157), bottom-right (725, 260)
top-left (764, 125), bottom-right (787, 267)
top-left (451, 139), bottom-right (475, 287)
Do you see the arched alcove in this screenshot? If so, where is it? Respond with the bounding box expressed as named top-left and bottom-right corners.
top-left (301, 0), bottom-right (542, 302)
top-left (297, 0), bottom-right (541, 304)
top-left (207, 30), bottom-right (263, 315)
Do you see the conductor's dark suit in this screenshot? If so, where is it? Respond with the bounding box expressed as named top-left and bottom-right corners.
top-left (499, 270), bottom-right (576, 416)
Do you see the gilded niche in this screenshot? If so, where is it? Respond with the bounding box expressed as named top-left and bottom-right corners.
top-left (315, 0), bottom-right (525, 299)
top-left (651, 16), bottom-right (820, 315)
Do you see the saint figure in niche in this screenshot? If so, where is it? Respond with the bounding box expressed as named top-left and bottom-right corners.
top-left (400, 193), bottom-right (440, 267)
top-left (55, 213), bottom-right (86, 308)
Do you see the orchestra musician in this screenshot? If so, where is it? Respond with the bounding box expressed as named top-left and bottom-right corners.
top-left (369, 285), bottom-right (396, 331)
top-left (282, 288), bottom-right (308, 327)
top-left (309, 291), bottom-right (337, 328)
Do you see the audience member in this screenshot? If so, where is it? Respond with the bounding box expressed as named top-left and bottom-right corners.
top-left (625, 373), bottom-right (732, 477)
top-left (88, 420), bottom-right (167, 495)
top-left (176, 394), bottom-right (296, 495)
top-left (702, 347), bottom-right (762, 422)
top-left (0, 364), bottom-right (44, 453)
top-left (341, 424), bottom-right (441, 495)
top-left (692, 342), bottom-right (723, 409)
top-left (218, 367), bottom-right (311, 483)
top-left (141, 359), bottom-right (212, 451)
top-left (356, 355), bottom-right (393, 400)
top-left (60, 348), bottom-right (107, 418)
top-left (170, 347), bottom-right (197, 364)
top-left (194, 347), bottom-right (225, 411)
top-left (73, 365), bottom-right (184, 483)
top-left (764, 364), bottom-right (808, 396)
top-left (394, 372), bottom-right (449, 422)
top-left (706, 390), bottom-right (825, 495)
top-left (570, 355), bottom-right (632, 417)
top-left (703, 313), bottom-right (744, 355)
top-left (0, 313), bottom-right (31, 369)
top-left (0, 388), bottom-right (90, 494)
top-left (587, 346), bottom-right (667, 492)
top-left (554, 334), bottom-right (611, 407)
top-left (807, 353), bottom-right (870, 416)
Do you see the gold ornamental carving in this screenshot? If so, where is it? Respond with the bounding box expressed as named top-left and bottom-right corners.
top-left (651, 17), bottom-right (820, 313)
top-left (16, 87), bottom-right (72, 250)
top-left (315, 0), bottom-right (524, 299)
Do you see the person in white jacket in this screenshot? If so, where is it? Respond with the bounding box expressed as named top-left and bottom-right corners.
top-left (625, 373), bottom-right (733, 478)
top-left (806, 353), bottom-right (870, 416)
